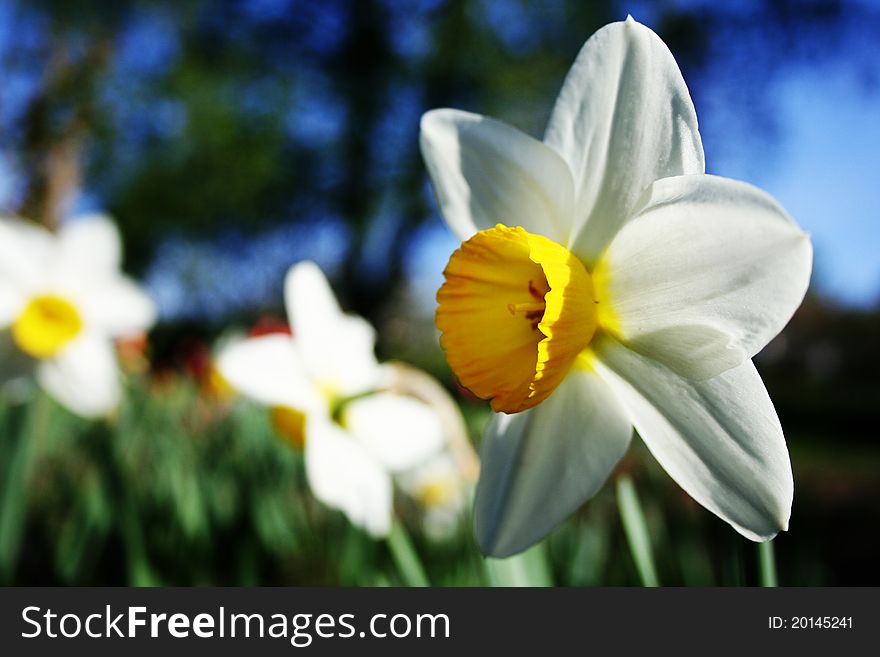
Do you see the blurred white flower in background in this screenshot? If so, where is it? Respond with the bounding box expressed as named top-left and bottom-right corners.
top-left (218, 261), bottom-right (469, 537)
top-left (0, 215), bottom-right (157, 418)
top-left (421, 17), bottom-right (813, 556)
top-left (398, 453), bottom-right (468, 540)
top-left (380, 360), bottom-right (478, 540)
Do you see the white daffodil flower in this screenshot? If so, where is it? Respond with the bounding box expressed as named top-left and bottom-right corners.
top-left (0, 214), bottom-right (157, 418)
top-left (398, 452), bottom-right (469, 540)
top-left (420, 17), bottom-right (813, 557)
top-left (217, 261), bottom-right (445, 537)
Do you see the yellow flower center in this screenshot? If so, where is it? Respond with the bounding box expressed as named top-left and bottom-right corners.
top-left (270, 405), bottom-right (307, 450)
top-left (12, 294), bottom-right (83, 359)
top-left (415, 478), bottom-right (457, 508)
top-left (436, 224), bottom-right (598, 414)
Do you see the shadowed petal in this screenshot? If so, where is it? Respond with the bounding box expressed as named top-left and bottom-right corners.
top-left (474, 366), bottom-right (632, 557)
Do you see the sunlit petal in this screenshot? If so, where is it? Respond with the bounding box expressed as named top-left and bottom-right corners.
top-left (217, 334), bottom-right (325, 414)
top-left (80, 276), bottom-right (158, 338)
top-left (284, 261), bottom-right (380, 396)
top-left (544, 18), bottom-right (705, 265)
top-left (36, 333), bottom-right (120, 417)
top-left (596, 174), bottom-right (812, 379)
top-left (420, 108), bottom-right (575, 244)
top-left (54, 214), bottom-right (122, 282)
top-left (343, 392), bottom-right (445, 472)
top-left (0, 280), bottom-right (24, 327)
top-left (0, 216), bottom-right (52, 290)
top-left (305, 418), bottom-right (393, 537)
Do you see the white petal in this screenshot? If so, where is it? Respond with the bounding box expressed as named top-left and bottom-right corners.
top-left (80, 276), bottom-right (157, 337)
top-left (36, 333), bottom-right (120, 418)
top-left (305, 418), bottom-right (392, 537)
top-left (593, 334), bottom-right (793, 541)
top-left (0, 216), bottom-right (52, 289)
top-left (284, 262), bottom-right (380, 396)
top-left (400, 452), bottom-right (468, 539)
top-left (55, 214), bottom-right (122, 279)
top-left (474, 367), bottom-right (632, 557)
top-left (343, 392), bottom-right (445, 472)
top-left (544, 18), bottom-right (705, 264)
top-left (398, 452), bottom-right (464, 503)
top-left (216, 334), bottom-right (324, 413)
top-left (0, 279), bottom-right (24, 327)
top-left (420, 108), bottom-right (575, 243)
top-left (599, 175), bottom-right (812, 380)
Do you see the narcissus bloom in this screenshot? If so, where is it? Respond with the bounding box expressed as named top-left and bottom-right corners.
top-left (420, 17), bottom-right (812, 556)
top-left (398, 452), bottom-right (469, 540)
top-left (0, 215), bottom-right (156, 417)
top-left (218, 261), bottom-right (445, 537)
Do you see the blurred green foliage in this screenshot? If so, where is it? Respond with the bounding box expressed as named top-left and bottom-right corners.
top-left (0, 379), bottom-right (490, 586)
top-left (1, 361), bottom-right (877, 586)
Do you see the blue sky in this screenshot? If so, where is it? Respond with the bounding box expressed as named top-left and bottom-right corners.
top-left (741, 66), bottom-right (880, 306)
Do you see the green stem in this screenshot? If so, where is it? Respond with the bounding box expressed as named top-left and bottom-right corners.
top-left (485, 542), bottom-right (553, 587)
top-left (616, 475), bottom-right (660, 587)
top-left (0, 394), bottom-right (52, 581)
top-left (758, 540), bottom-right (778, 587)
top-left (386, 520), bottom-right (429, 587)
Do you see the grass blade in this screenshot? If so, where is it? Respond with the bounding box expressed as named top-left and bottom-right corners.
top-left (616, 475), bottom-right (660, 587)
top-left (387, 520), bottom-right (429, 587)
